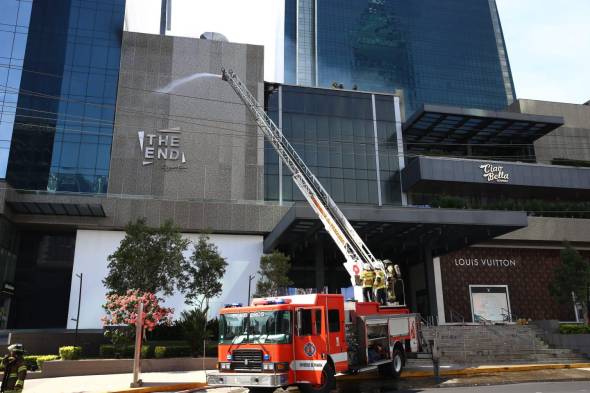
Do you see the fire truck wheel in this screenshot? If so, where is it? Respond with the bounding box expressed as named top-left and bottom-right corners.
top-left (298, 364), bottom-right (335, 393)
top-left (378, 349), bottom-right (404, 379)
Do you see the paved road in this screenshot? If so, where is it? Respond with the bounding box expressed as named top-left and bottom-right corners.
top-left (337, 379), bottom-right (590, 393)
top-left (177, 380), bottom-right (590, 393)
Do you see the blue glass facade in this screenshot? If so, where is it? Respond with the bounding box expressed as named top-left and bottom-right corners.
top-left (284, 0), bottom-right (516, 116)
top-left (4, 0), bottom-right (125, 193)
top-left (265, 84), bottom-right (402, 205)
top-left (0, 0), bottom-right (32, 179)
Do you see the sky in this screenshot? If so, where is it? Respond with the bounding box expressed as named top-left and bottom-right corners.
top-left (123, 0), bottom-right (590, 104)
top-left (496, 0), bottom-right (590, 104)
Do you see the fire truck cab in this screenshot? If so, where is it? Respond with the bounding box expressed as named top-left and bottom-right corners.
top-left (207, 294), bottom-right (421, 393)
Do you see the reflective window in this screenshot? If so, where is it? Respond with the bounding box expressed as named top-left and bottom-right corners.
top-left (265, 85), bottom-right (402, 205)
top-left (284, 0), bottom-right (516, 117)
top-left (0, 0), bottom-right (32, 178)
top-left (5, 0), bottom-right (125, 192)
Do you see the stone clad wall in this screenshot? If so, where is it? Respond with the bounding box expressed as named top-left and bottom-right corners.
top-left (439, 247), bottom-right (585, 322)
top-left (108, 32), bottom-right (264, 202)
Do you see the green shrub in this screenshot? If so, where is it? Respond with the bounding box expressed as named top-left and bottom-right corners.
top-left (100, 344), bottom-right (154, 358)
top-left (141, 344), bottom-right (152, 359)
top-left (559, 324), bottom-right (590, 334)
top-left (23, 355), bottom-right (60, 371)
top-left (24, 356), bottom-right (39, 371)
top-left (99, 344), bottom-right (115, 358)
top-left (154, 346), bottom-right (166, 359)
top-left (154, 345), bottom-right (191, 358)
top-left (59, 346), bottom-right (82, 360)
top-left (36, 355), bottom-right (60, 368)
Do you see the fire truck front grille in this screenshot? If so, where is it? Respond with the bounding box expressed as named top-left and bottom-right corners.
top-left (232, 349), bottom-right (263, 372)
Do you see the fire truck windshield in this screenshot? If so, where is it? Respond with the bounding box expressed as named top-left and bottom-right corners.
top-left (219, 310), bottom-right (292, 344)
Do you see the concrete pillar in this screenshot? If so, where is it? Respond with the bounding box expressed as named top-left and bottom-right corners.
top-left (424, 245), bottom-right (438, 319)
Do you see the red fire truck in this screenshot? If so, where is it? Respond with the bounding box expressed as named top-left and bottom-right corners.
top-left (207, 295), bottom-right (420, 392)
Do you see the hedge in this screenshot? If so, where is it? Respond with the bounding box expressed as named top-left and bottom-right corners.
top-left (154, 345), bottom-right (192, 359)
top-left (59, 346), bottom-right (82, 360)
top-left (99, 345), bottom-right (154, 359)
top-left (23, 355), bottom-right (60, 371)
top-left (559, 324), bottom-right (590, 334)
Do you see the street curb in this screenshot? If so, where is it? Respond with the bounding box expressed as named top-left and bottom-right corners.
top-left (401, 362), bottom-right (590, 378)
top-left (106, 382), bottom-right (208, 393)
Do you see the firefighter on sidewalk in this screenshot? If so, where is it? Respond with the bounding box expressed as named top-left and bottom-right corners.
top-left (1, 344), bottom-right (27, 393)
top-left (361, 263), bottom-right (375, 302)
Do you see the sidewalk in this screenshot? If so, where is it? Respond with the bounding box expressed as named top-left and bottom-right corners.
top-left (23, 370), bottom-right (207, 393)
top-left (22, 362), bottom-right (590, 393)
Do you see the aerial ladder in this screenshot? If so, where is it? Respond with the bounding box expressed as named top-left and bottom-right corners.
top-left (221, 69), bottom-right (385, 301)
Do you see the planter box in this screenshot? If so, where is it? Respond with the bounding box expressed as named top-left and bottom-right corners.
top-left (37, 357), bottom-right (217, 379)
top-left (546, 333), bottom-right (590, 357)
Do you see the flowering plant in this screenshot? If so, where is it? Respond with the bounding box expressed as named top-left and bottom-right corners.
top-left (102, 289), bottom-right (174, 332)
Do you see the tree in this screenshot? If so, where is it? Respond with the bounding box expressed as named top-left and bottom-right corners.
top-left (179, 233), bottom-right (228, 310)
top-left (254, 250), bottom-right (293, 297)
top-left (103, 218), bottom-right (190, 296)
top-left (102, 290), bottom-right (174, 355)
top-left (550, 243), bottom-right (590, 324)
top-left (177, 307), bottom-right (209, 356)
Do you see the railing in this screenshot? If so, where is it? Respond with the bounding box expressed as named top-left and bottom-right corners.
top-left (500, 307), bottom-right (520, 323)
top-left (447, 307), bottom-right (465, 324)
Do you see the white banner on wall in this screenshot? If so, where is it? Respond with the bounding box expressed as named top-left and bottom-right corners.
top-left (66, 230), bottom-right (263, 329)
top-left (469, 285), bottom-right (511, 323)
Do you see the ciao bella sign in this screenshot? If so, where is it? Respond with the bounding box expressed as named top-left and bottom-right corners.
top-left (454, 257), bottom-right (517, 268)
top-left (480, 163), bottom-right (509, 183)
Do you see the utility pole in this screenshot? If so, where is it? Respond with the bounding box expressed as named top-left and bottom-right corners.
top-left (247, 274), bottom-right (255, 305)
top-left (71, 273), bottom-right (83, 347)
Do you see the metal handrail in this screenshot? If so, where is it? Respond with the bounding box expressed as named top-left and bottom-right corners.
top-left (447, 306), bottom-right (465, 323)
top-left (500, 307), bottom-right (519, 323)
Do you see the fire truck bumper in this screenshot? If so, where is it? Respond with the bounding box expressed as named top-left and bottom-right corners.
top-left (207, 371), bottom-right (290, 387)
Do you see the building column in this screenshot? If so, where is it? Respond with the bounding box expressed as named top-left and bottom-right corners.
top-left (424, 245), bottom-right (438, 319)
top-left (314, 240), bottom-right (325, 292)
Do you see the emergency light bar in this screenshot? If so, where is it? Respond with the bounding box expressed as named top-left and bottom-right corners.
top-left (252, 298), bottom-right (292, 306)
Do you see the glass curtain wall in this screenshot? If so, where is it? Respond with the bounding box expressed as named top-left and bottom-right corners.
top-left (265, 84), bottom-right (402, 206)
top-left (285, 0), bottom-right (515, 116)
top-left (0, 0), bottom-right (33, 178)
top-left (6, 0), bottom-right (125, 193)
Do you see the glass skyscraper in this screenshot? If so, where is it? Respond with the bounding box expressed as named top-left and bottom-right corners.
top-left (2, 0), bottom-right (125, 193)
top-left (284, 0), bottom-right (516, 116)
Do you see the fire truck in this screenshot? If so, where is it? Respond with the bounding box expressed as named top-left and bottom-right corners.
top-left (207, 295), bottom-right (420, 392)
top-left (206, 70), bottom-right (423, 392)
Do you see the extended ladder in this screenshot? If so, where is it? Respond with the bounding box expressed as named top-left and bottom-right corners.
top-left (222, 69), bottom-right (383, 296)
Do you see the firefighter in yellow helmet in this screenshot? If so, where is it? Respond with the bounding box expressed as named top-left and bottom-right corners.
top-left (361, 263), bottom-right (375, 302)
top-left (1, 344), bottom-right (27, 393)
top-left (373, 261), bottom-right (387, 305)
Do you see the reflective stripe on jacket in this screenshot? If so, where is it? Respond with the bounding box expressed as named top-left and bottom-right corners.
top-left (374, 270), bottom-right (386, 289)
top-left (1, 355), bottom-right (26, 392)
top-left (361, 270), bottom-right (375, 287)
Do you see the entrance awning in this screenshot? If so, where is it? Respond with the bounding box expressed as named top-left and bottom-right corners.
top-left (264, 203), bottom-right (528, 257)
top-left (403, 104), bottom-right (564, 148)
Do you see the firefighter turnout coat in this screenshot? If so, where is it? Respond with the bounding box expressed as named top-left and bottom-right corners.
top-left (1, 355), bottom-right (26, 392)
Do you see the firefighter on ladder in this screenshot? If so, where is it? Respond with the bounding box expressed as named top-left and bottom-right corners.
top-left (374, 261), bottom-right (387, 305)
top-left (361, 263), bottom-right (375, 302)
top-left (1, 344), bottom-right (27, 393)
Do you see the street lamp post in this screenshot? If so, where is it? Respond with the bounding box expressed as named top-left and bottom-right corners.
top-left (247, 274), bottom-right (255, 305)
top-left (71, 273), bottom-right (83, 347)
